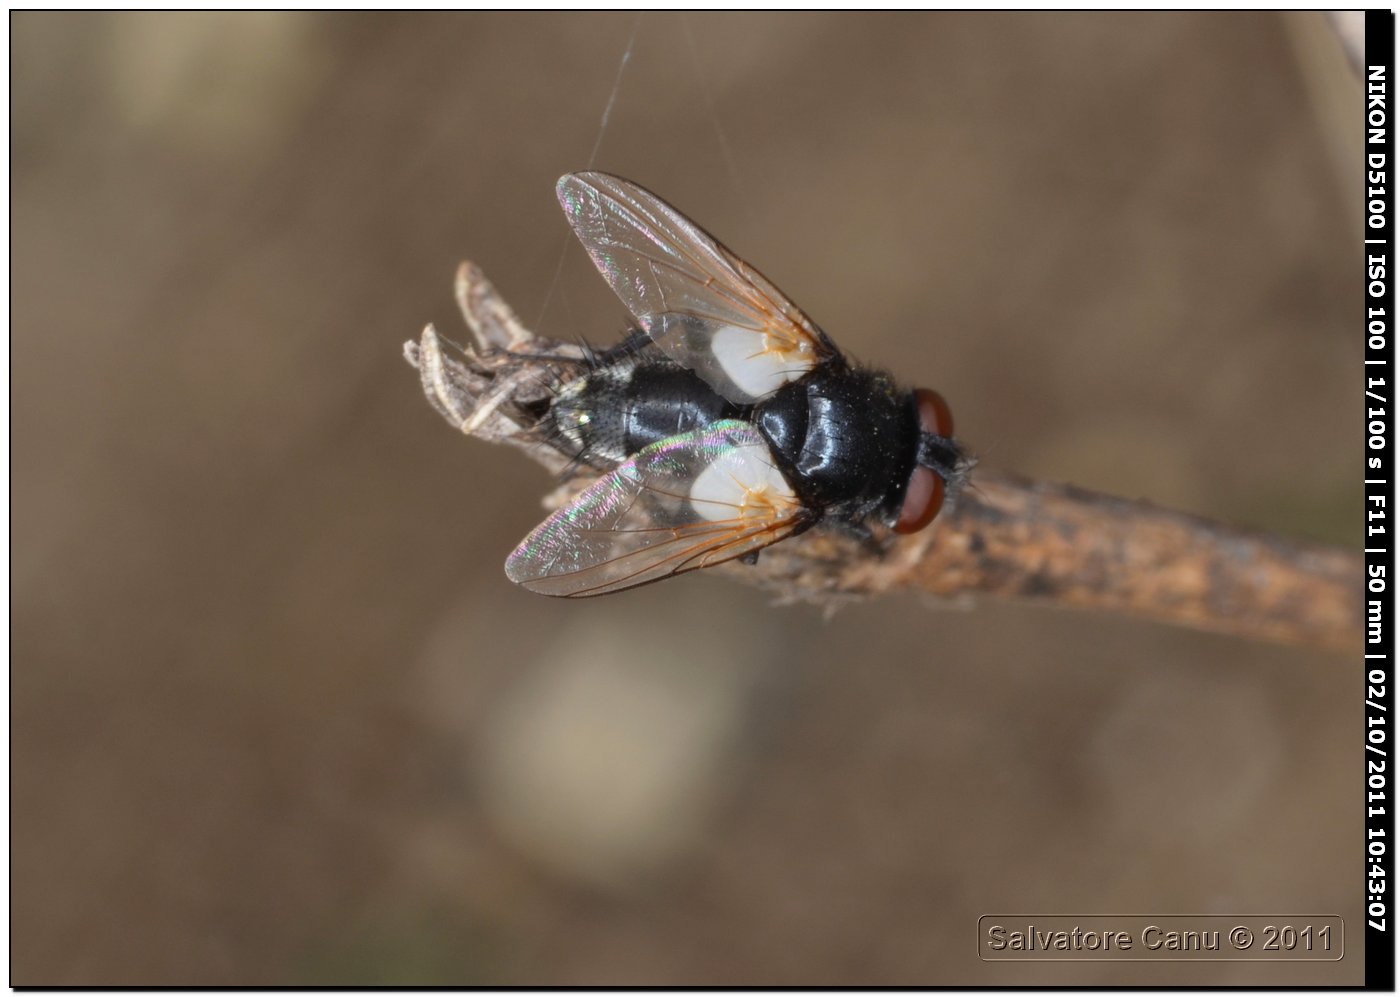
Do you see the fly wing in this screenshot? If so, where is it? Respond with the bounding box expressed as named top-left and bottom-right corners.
top-left (556, 172), bottom-right (838, 404)
top-left (505, 420), bottom-right (812, 597)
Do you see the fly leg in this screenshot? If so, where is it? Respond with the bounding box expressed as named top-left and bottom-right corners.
top-left (828, 516), bottom-right (892, 558)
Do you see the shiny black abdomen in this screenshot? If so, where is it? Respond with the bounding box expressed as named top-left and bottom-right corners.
top-left (621, 363), bottom-right (736, 456)
top-left (553, 351), bottom-right (736, 466)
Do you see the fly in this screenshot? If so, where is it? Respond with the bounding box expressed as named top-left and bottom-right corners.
top-left (505, 172), bottom-right (969, 597)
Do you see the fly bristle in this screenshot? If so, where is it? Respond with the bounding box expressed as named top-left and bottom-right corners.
top-left (519, 375), bottom-right (619, 480)
top-left (519, 409), bottom-right (594, 480)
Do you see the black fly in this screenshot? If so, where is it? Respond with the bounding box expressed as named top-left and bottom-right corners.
top-left (505, 172), bottom-right (969, 597)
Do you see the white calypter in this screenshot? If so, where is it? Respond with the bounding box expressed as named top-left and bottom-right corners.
top-left (688, 440), bottom-right (796, 523)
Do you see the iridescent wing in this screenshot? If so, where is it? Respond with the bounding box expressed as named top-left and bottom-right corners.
top-left (505, 420), bottom-right (812, 597)
top-left (556, 172), bottom-right (839, 405)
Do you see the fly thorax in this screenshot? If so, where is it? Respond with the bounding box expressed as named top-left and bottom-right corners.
top-left (753, 383), bottom-right (810, 480)
top-left (759, 366), bottom-right (918, 513)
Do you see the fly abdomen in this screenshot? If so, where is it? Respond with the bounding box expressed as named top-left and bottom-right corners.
top-left (620, 362), bottom-right (735, 455)
top-left (552, 354), bottom-right (735, 466)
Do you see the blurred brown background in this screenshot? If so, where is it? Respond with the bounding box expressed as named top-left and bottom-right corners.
top-left (12, 12), bottom-right (1364, 985)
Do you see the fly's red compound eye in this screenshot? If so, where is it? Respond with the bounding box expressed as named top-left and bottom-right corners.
top-left (896, 388), bottom-right (955, 534)
top-left (894, 465), bottom-right (945, 534)
top-left (914, 387), bottom-right (954, 438)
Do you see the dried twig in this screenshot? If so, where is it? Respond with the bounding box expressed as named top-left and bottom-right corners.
top-left (406, 262), bottom-right (1360, 652)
